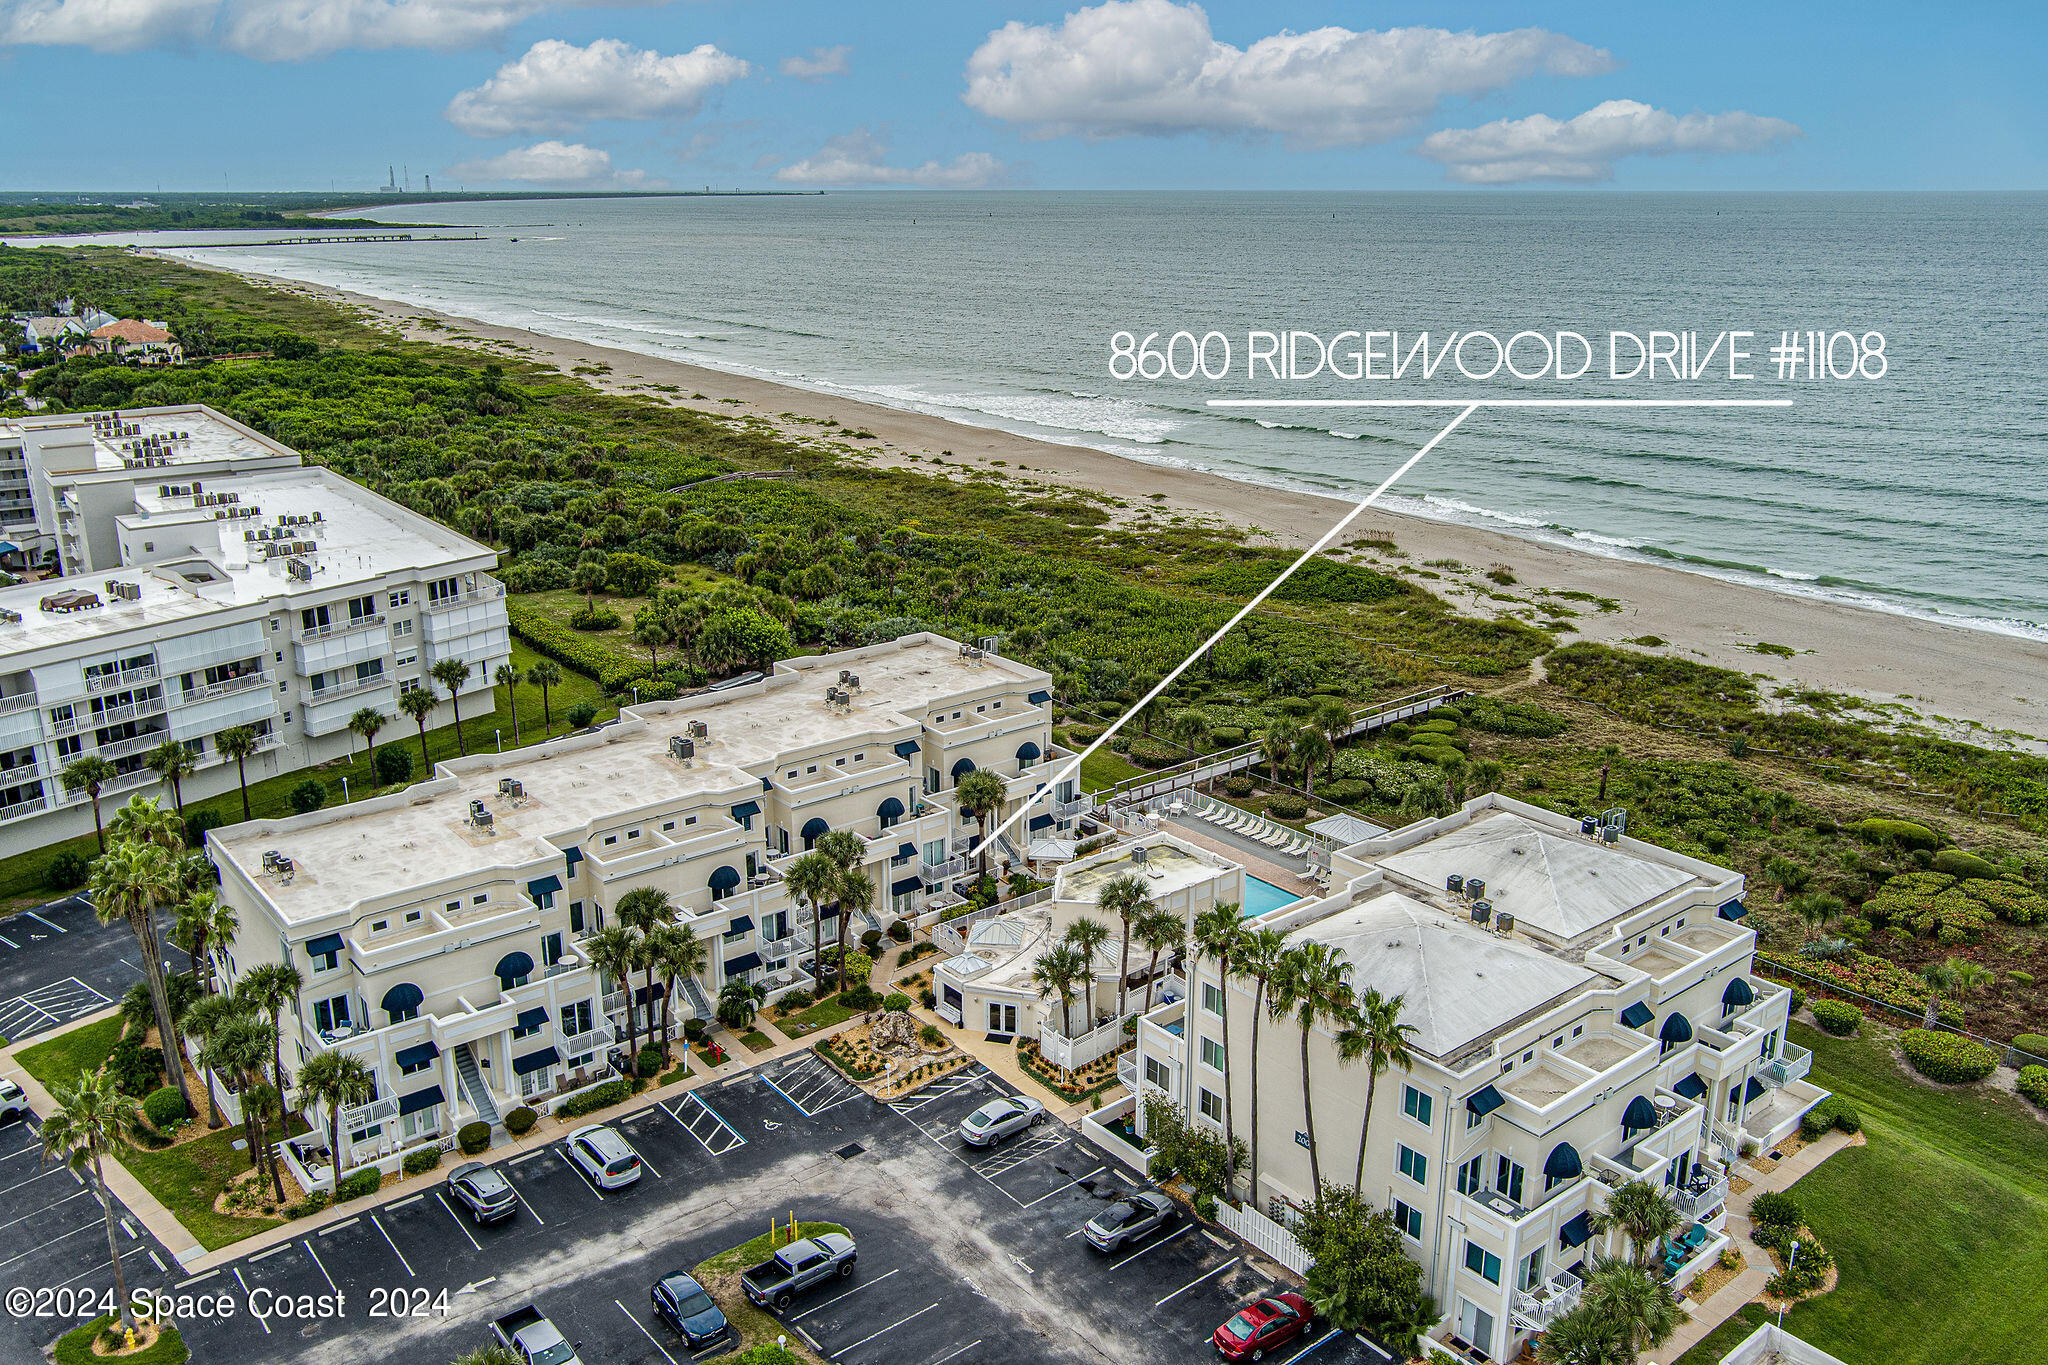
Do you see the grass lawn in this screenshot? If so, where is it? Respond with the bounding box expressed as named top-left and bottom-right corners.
top-left (0, 639), bottom-right (613, 908)
top-left (55, 1315), bottom-right (189, 1365)
top-left (15, 1016), bottom-right (123, 1094)
top-left (694, 1220), bottom-right (847, 1359)
top-left (120, 1123), bottom-right (295, 1251)
top-left (517, 577), bottom-right (727, 676)
top-left (1675, 1022), bottom-right (2048, 1365)
top-left (740, 1030), bottom-right (774, 1053)
top-left (773, 993), bottom-right (860, 1038)
top-left (1077, 748), bottom-right (1142, 793)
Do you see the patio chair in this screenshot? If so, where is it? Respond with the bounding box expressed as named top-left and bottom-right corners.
top-left (1681, 1224), bottom-right (1711, 1253)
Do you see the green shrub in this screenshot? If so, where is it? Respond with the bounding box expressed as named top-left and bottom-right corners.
top-left (1852, 817), bottom-right (1941, 851)
top-left (1318, 779), bottom-right (1368, 804)
top-left (1462, 697), bottom-right (1569, 737)
top-left (504, 1106), bottom-right (537, 1136)
top-left (457, 1121), bottom-right (491, 1155)
top-left (55, 1314), bottom-right (188, 1365)
top-left (1699, 828), bottom-right (1731, 854)
top-left (44, 849), bottom-right (91, 892)
top-left (2009, 972), bottom-right (2036, 989)
top-left (141, 1086), bottom-right (187, 1132)
top-left (403, 1147), bottom-right (444, 1176)
top-left (636, 1045), bottom-right (664, 1078)
top-left (288, 778), bottom-right (328, 814)
top-left (1749, 1190), bottom-right (1802, 1234)
top-left (1210, 726), bottom-right (1246, 745)
top-left (860, 928), bottom-right (884, 952)
top-left (1414, 718), bottom-right (1459, 735)
top-left (509, 598), bottom-right (651, 685)
top-left (1800, 1099), bottom-right (1860, 1140)
top-left (109, 1033), bottom-right (166, 1097)
top-left (335, 1168), bottom-right (382, 1202)
top-left (1899, 1028), bottom-right (1998, 1084)
top-left (373, 744), bottom-right (413, 786)
top-left (1765, 1235), bottom-right (1833, 1298)
top-left (882, 993), bottom-right (912, 1013)
top-left (2012, 1033), bottom-right (2048, 1066)
top-left (919, 1023), bottom-right (944, 1047)
top-left (844, 984), bottom-right (881, 1010)
top-left (1932, 849), bottom-right (2001, 881)
top-left (1222, 775), bottom-right (1255, 797)
top-left (772, 990), bottom-right (811, 1013)
top-left (888, 920), bottom-right (911, 943)
top-left (556, 1079), bottom-right (628, 1118)
top-left (1194, 1190), bottom-right (1218, 1222)
top-left (1810, 1000), bottom-right (1863, 1036)
top-left (1788, 988), bottom-right (1807, 1017)
top-left (569, 605), bottom-right (622, 631)
top-left (183, 808), bottom-right (225, 849)
top-left (286, 1190), bottom-right (331, 1218)
top-left (566, 700), bottom-right (599, 729)
top-left (1385, 722), bottom-right (1411, 740)
top-left (1264, 794), bottom-right (1306, 819)
top-left (1126, 738), bottom-right (1183, 768)
top-left (2017, 1065), bottom-right (2048, 1109)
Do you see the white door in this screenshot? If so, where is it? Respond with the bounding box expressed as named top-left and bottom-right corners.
top-left (987, 1003), bottom-right (1017, 1033)
top-left (1458, 1299), bottom-right (1495, 1357)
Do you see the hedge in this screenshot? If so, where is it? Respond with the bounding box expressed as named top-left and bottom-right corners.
top-left (1800, 1098), bottom-right (1861, 1140)
top-left (142, 1086), bottom-right (187, 1132)
top-left (1931, 849), bottom-right (2001, 881)
top-left (55, 1316), bottom-right (188, 1365)
top-left (2012, 1034), bottom-right (2048, 1067)
top-left (1265, 794), bottom-right (1306, 819)
top-left (508, 598), bottom-right (652, 690)
top-left (556, 1079), bottom-right (628, 1118)
top-left (1899, 1028), bottom-right (1998, 1084)
top-left (335, 1168), bottom-right (383, 1202)
top-left (2018, 1066), bottom-right (2048, 1109)
top-left (1851, 817), bottom-right (1941, 851)
top-left (504, 1106), bottom-right (538, 1136)
top-left (403, 1147), bottom-right (444, 1176)
top-left (1810, 1000), bottom-right (1863, 1036)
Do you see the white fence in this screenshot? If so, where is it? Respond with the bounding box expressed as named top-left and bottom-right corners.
top-left (1038, 1015), bottom-right (1126, 1072)
top-left (1216, 1200), bottom-right (1313, 1277)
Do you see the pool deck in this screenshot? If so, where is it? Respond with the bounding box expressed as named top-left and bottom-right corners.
top-left (1163, 814), bottom-right (1320, 905)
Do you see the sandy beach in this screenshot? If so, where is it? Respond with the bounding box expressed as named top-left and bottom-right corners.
top-left (183, 257), bottom-right (2048, 750)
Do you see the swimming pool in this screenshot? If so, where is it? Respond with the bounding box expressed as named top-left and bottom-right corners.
top-left (1242, 875), bottom-right (1301, 918)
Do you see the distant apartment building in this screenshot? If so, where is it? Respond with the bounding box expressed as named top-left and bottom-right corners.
top-left (0, 404), bottom-right (507, 851)
top-left (1127, 794), bottom-right (1826, 1364)
top-left (206, 634), bottom-right (1078, 1172)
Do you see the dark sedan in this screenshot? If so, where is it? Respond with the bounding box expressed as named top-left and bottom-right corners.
top-left (652, 1270), bottom-right (729, 1349)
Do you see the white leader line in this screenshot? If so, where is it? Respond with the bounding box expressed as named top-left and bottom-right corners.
top-left (1207, 398), bottom-right (1794, 407)
top-left (986, 402), bottom-right (1480, 852)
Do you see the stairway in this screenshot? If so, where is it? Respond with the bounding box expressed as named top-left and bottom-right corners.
top-left (680, 976), bottom-right (713, 1021)
top-left (451, 1042), bottom-right (499, 1126)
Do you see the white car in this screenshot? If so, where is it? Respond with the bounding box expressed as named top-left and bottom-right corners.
top-left (958, 1094), bottom-right (1047, 1147)
top-left (0, 1079), bottom-right (26, 1125)
top-left (565, 1124), bottom-right (643, 1190)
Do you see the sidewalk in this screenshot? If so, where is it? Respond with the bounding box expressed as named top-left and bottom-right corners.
top-left (1647, 1129), bottom-right (1860, 1364)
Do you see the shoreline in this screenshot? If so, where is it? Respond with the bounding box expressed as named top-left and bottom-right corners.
top-left (171, 254), bottom-right (2048, 749)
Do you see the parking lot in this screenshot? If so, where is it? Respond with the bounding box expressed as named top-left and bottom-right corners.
top-left (0, 895), bottom-right (149, 1043)
top-left (104, 1056), bottom-right (1396, 1365)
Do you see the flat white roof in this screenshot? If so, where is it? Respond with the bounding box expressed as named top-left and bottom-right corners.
top-left (7, 405), bottom-right (291, 474)
top-left (1055, 835), bottom-right (1231, 903)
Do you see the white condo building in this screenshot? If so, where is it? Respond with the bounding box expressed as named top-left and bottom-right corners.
top-left (1125, 794), bottom-right (1827, 1364)
top-left (0, 405), bottom-right (507, 850)
top-left (206, 634), bottom-right (1079, 1176)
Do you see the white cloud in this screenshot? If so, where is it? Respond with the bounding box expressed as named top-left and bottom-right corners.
top-left (773, 128), bottom-right (1010, 188)
top-left (962, 0), bottom-right (1613, 146)
top-left (779, 44), bottom-right (848, 82)
top-left (447, 139), bottom-right (664, 189)
top-left (0, 0), bottom-right (659, 60)
top-left (446, 37), bottom-right (749, 137)
top-left (1418, 99), bottom-right (1802, 183)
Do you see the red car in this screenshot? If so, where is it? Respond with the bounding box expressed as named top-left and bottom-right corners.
top-left (1212, 1292), bottom-right (1313, 1361)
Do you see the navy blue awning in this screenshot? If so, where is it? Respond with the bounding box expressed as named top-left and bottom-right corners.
top-left (1674, 1072), bottom-right (1707, 1101)
top-left (398, 1084), bottom-right (444, 1116)
top-left (1660, 1012), bottom-right (1694, 1045)
top-left (800, 817), bottom-right (830, 844)
top-left (527, 874), bottom-right (562, 900)
top-left (1027, 689), bottom-right (1051, 705)
top-left (1622, 1094), bottom-right (1658, 1131)
top-left (730, 800), bottom-right (761, 822)
top-left (724, 952), bottom-right (762, 976)
top-left (891, 875), bottom-right (921, 895)
top-left (877, 796), bottom-right (905, 821)
top-left (1465, 1084), bottom-right (1505, 1117)
top-left (893, 739), bottom-right (920, 758)
top-left (709, 864), bottom-right (741, 891)
top-left (1745, 1076), bottom-right (1767, 1102)
top-left (513, 1046), bottom-right (560, 1076)
top-left (563, 846), bottom-right (582, 872)
top-left (1620, 1001), bottom-right (1654, 1030)
top-left (897, 843), bottom-right (917, 860)
top-left (394, 1041), bottom-right (438, 1069)
top-left (1029, 813), bottom-right (1054, 831)
top-left (306, 932), bottom-right (343, 957)
top-left (495, 951), bottom-right (533, 984)
top-left (728, 915), bottom-right (755, 934)
top-left (1719, 899), bottom-right (1749, 922)
top-left (381, 982), bottom-right (422, 1015)
top-left (951, 757), bottom-right (976, 778)
top-left (1015, 741), bottom-right (1041, 762)
top-left (1559, 1213), bottom-right (1593, 1248)
top-left (516, 1006), bottom-right (547, 1031)
top-left (1543, 1142), bottom-right (1582, 1181)
top-left (1723, 977), bottom-right (1756, 1009)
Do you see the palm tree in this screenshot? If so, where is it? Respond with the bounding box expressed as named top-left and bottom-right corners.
top-left (785, 850), bottom-right (840, 994)
top-left (954, 769), bottom-right (1006, 879)
top-left (1239, 926), bottom-right (1288, 1202)
top-left (191, 892), bottom-right (238, 995)
top-left (1592, 1179), bottom-right (1683, 1268)
top-left (295, 1050), bottom-right (375, 1179)
top-left (1310, 698), bottom-right (1351, 774)
top-left (1292, 727), bottom-right (1332, 801)
top-left (633, 617), bottom-right (667, 669)
top-left (348, 707), bottom-right (385, 765)
top-left (182, 991), bottom-right (241, 1130)
top-left (494, 663), bottom-right (522, 743)
top-left (1336, 988), bottom-right (1419, 1194)
top-left (815, 829), bottom-right (866, 985)
top-left (652, 924), bottom-right (707, 1060)
top-left (1167, 708), bottom-right (1211, 759)
top-left (1260, 724), bottom-right (1296, 788)
top-left (59, 755), bottom-right (117, 852)
top-left (526, 659), bottom-right (563, 734)
top-left (1580, 1255), bottom-right (1687, 1357)
top-left (171, 887), bottom-right (228, 986)
top-left (430, 658), bottom-right (473, 755)
top-left (1097, 874), bottom-right (1153, 1021)
top-left (41, 1070), bottom-right (145, 1331)
top-left (586, 925), bottom-right (642, 1062)
top-left (718, 977), bottom-right (767, 1031)
top-left (399, 686), bottom-right (437, 771)
top-left (1134, 905), bottom-right (1182, 1015)
top-left (1596, 744), bottom-right (1621, 803)
top-left (1270, 941), bottom-right (1354, 1193)
top-left (216, 725), bottom-right (259, 821)
top-left (834, 869), bottom-right (876, 991)
top-left (144, 739), bottom-right (197, 813)
top-left (1031, 942), bottom-right (1088, 1038)
top-left (1191, 905), bottom-right (1246, 1186)
top-left (201, 1011), bottom-right (278, 1189)
top-left (613, 887), bottom-right (673, 1047)
top-left (89, 836), bottom-right (193, 1115)
top-left (238, 961), bottom-right (304, 1100)
top-left (1535, 1303), bottom-right (1633, 1365)
top-left (571, 560), bottom-right (608, 612)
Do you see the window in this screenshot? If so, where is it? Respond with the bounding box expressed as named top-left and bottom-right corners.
top-left (311, 946), bottom-right (339, 974)
top-left (1202, 982), bottom-right (1225, 1016)
top-left (1496, 1157), bottom-right (1525, 1205)
top-left (445, 900), bottom-right (460, 914)
top-left (569, 901), bottom-right (585, 933)
top-left (541, 932), bottom-right (563, 967)
top-left (312, 995), bottom-right (351, 1034)
top-left (370, 919), bottom-right (388, 933)
top-left (1518, 1249), bottom-right (1546, 1294)
top-left (1393, 1200), bottom-right (1423, 1241)
top-left (400, 1051), bottom-right (433, 1077)
top-left (392, 618), bottom-right (413, 638)
top-left (1458, 1155), bottom-right (1484, 1196)
top-left (1144, 1056), bottom-right (1170, 1089)
top-left (1200, 1037), bottom-right (1226, 1071)
top-left (1464, 1242), bottom-right (1502, 1284)
top-left (389, 590), bottom-right (410, 608)
top-left (561, 1000), bottom-right (593, 1037)
top-left (427, 576), bottom-right (459, 605)
top-left (1197, 1088), bottom-right (1224, 1122)
top-left (1398, 1144), bottom-right (1427, 1186)
top-left (513, 1014), bottom-right (543, 1041)
top-left (405, 910), bottom-right (422, 924)
top-left (472, 893), bottom-right (487, 906)
top-left (1402, 1085), bottom-right (1433, 1127)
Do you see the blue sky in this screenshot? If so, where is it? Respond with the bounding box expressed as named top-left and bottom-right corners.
top-left (2, 1), bottom-right (2043, 192)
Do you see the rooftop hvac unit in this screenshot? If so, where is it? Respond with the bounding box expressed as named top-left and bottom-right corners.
top-left (1470, 900), bottom-right (1493, 925)
top-left (1131, 844), bottom-right (1148, 864)
top-left (1446, 873), bottom-right (1465, 894)
top-left (839, 669), bottom-right (851, 684)
top-left (0, 609), bottom-right (20, 626)
top-left (286, 560), bottom-right (312, 582)
top-left (110, 582), bottom-right (141, 602)
top-left (468, 800), bottom-right (493, 830)
top-left (1602, 825), bottom-right (1620, 845)
top-left (1580, 815), bottom-right (1600, 837)
top-left (668, 736), bottom-right (696, 763)
top-left (1496, 911), bottom-right (1516, 935)
top-left (498, 778), bottom-right (524, 800)
top-left (1466, 878), bottom-right (1486, 901)
top-left (844, 672), bottom-right (860, 691)
top-left (687, 720), bottom-right (708, 739)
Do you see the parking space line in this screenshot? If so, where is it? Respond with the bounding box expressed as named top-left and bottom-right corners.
top-left (562, 1150), bottom-right (606, 1199)
top-left (1157, 1257), bottom-right (1237, 1307)
top-left (802, 1267), bottom-right (899, 1315)
top-left (1108, 1224), bottom-right (1190, 1271)
top-left (636, 1147), bottom-right (662, 1179)
top-left (510, 1149), bottom-right (551, 1165)
top-left (437, 1192), bottom-right (482, 1251)
top-left (669, 1092), bottom-right (745, 1155)
top-left (1357, 1334), bottom-right (1391, 1360)
top-left (1279, 1328), bottom-right (1340, 1365)
top-left (317, 1217), bottom-right (360, 1235)
top-left (509, 1182), bottom-right (547, 1226)
top-left (234, 1268), bottom-right (269, 1334)
top-left (927, 1341), bottom-right (983, 1365)
top-left (249, 1243), bottom-right (295, 1262)
top-left (829, 1303), bottom-right (938, 1360)
top-left (304, 1240), bottom-right (340, 1295)
top-left (388, 1193), bottom-right (424, 1209)
top-left (372, 1214), bottom-right (416, 1277)
top-left (26, 912), bottom-right (65, 934)
top-left (1016, 1165), bottom-right (1105, 1210)
top-left (0, 1218), bottom-right (95, 1266)
top-left (0, 1164), bottom-right (68, 1197)
top-left (615, 1299), bottom-right (680, 1365)
top-left (179, 1270), bottom-right (219, 1288)
top-left (55, 1258), bottom-right (112, 1289)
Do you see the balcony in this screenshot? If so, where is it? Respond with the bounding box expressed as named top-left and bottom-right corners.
top-left (174, 672), bottom-right (269, 706)
top-left (1510, 1269), bottom-right (1582, 1333)
top-left (0, 692), bottom-right (39, 717)
top-left (921, 855), bottom-right (966, 885)
top-left (559, 1025), bottom-right (613, 1059)
top-left (297, 612), bottom-right (385, 643)
top-left (0, 793), bottom-right (48, 823)
top-left (1763, 1041), bottom-right (1813, 1086)
top-left (56, 695), bottom-right (166, 733)
top-left (305, 674), bottom-right (394, 706)
top-left (1054, 795), bottom-right (1094, 822)
top-left (1674, 1174), bottom-right (1730, 1224)
top-left (85, 663), bottom-right (158, 693)
top-left (96, 731), bottom-right (171, 761)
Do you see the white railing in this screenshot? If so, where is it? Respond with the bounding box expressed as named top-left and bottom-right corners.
top-left (1117, 1054), bottom-right (1139, 1091)
top-left (0, 692), bottom-right (39, 716)
top-left (66, 695), bottom-right (165, 730)
top-left (96, 732), bottom-right (171, 761)
top-left (298, 613), bottom-right (385, 643)
top-left (0, 793), bottom-right (48, 822)
top-left (1675, 1177), bottom-right (1730, 1223)
top-left (1039, 1015), bottom-right (1127, 1072)
top-left (1510, 1270), bottom-right (1583, 1332)
top-left (85, 664), bottom-right (157, 693)
top-left (560, 1025), bottom-right (612, 1059)
top-left (174, 672), bottom-right (269, 706)
top-left (1764, 1042), bottom-right (1812, 1086)
top-left (306, 673), bottom-right (392, 705)
top-left (1216, 1201), bottom-right (1313, 1276)
top-left (1054, 796), bottom-right (1094, 821)
top-left (101, 767), bottom-right (159, 794)
top-left (921, 855), bottom-right (965, 885)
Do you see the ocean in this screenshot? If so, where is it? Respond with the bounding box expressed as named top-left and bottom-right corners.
top-left (92, 191), bottom-right (2048, 639)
